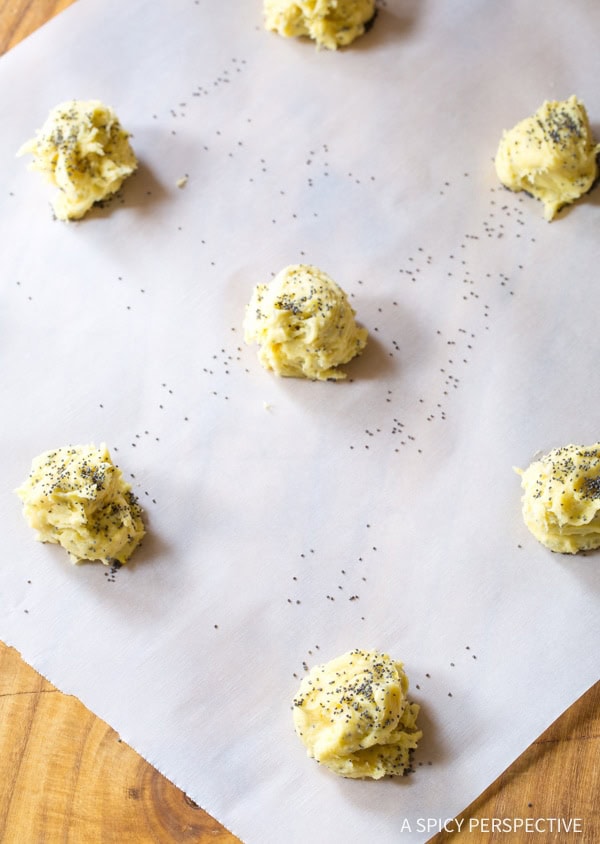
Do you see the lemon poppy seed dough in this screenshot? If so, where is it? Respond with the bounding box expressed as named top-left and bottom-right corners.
top-left (16, 443), bottom-right (145, 566)
top-left (18, 100), bottom-right (137, 220)
top-left (264, 0), bottom-right (376, 50)
top-left (495, 96), bottom-right (600, 220)
top-left (516, 442), bottom-right (600, 553)
top-left (292, 649), bottom-right (422, 779)
top-left (243, 264), bottom-right (368, 381)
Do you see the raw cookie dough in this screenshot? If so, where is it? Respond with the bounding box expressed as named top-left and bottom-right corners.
top-left (292, 649), bottom-right (421, 779)
top-left (263, 0), bottom-right (375, 50)
top-left (516, 442), bottom-right (600, 553)
top-left (494, 95), bottom-right (600, 221)
top-left (18, 100), bottom-right (137, 220)
top-left (243, 264), bottom-right (368, 380)
top-left (16, 443), bottom-right (145, 565)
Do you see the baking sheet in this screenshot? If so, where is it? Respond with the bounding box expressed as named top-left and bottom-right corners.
top-left (1, 2), bottom-right (599, 842)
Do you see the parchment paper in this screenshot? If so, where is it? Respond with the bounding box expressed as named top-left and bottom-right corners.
top-left (1, 2), bottom-right (599, 842)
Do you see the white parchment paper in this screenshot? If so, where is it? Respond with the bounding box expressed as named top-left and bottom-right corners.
top-left (1, 2), bottom-right (599, 842)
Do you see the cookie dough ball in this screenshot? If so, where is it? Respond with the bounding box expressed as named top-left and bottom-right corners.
top-left (495, 96), bottom-right (600, 221)
top-left (16, 443), bottom-right (145, 565)
top-left (292, 649), bottom-right (421, 779)
top-left (516, 442), bottom-right (600, 553)
top-left (264, 0), bottom-right (376, 50)
top-left (18, 100), bottom-right (137, 220)
top-left (243, 264), bottom-right (368, 381)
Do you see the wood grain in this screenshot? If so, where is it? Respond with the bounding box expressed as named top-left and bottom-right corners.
top-left (431, 681), bottom-right (600, 843)
top-left (0, 643), bottom-right (240, 843)
top-left (0, 0), bottom-right (74, 54)
top-left (2, 3), bottom-right (599, 843)
top-left (1, 641), bottom-right (598, 843)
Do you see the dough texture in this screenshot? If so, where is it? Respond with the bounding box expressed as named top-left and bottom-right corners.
top-left (516, 443), bottom-right (600, 553)
top-left (18, 100), bottom-right (137, 220)
top-left (495, 95), bottom-right (600, 220)
top-left (243, 264), bottom-right (367, 380)
top-left (16, 444), bottom-right (145, 565)
top-left (263, 0), bottom-right (375, 50)
top-left (292, 649), bottom-right (421, 779)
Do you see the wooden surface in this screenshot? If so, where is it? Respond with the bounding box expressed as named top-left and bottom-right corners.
top-left (1, 3), bottom-right (599, 843)
top-left (0, 642), bottom-right (598, 844)
top-left (0, 0), bottom-right (74, 54)
top-left (0, 643), bottom-right (237, 844)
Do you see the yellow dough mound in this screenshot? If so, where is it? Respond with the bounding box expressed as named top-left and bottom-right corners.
top-left (263, 0), bottom-right (376, 50)
top-left (18, 100), bottom-right (137, 220)
top-left (243, 264), bottom-right (368, 381)
top-left (516, 442), bottom-right (600, 553)
top-left (292, 649), bottom-right (421, 779)
top-left (16, 443), bottom-right (145, 565)
top-left (495, 95), bottom-right (600, 220)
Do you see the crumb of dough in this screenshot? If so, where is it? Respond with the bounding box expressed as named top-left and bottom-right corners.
top-left (263, 0), bottom-right (376, 50)
top-left (16, 443), bottom-right (145, 565)
top-left (17, 100), bottom-right (137, 220)
top-left (494, 95), bottom-right (600, 220)
top-left (515, 442), bottom-right (600, 553)
top-left (292, 649), bottom-right (421, 779)
top-left (176, 176), bottom-right (188, 188)
top-left (243, 264), bottom-right (368, 381)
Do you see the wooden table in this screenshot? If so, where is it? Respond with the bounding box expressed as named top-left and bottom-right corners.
top-left (1, 4), bottom-right (598, 842)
